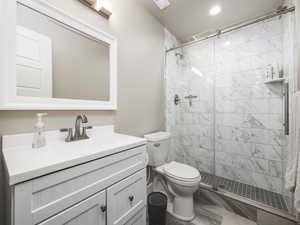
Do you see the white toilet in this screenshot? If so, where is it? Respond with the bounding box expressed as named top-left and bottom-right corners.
top-left (144, 132), bottom-right (201, 221)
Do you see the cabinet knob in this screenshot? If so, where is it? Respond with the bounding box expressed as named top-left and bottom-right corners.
top-left (100, 205), bottom-right (107, 213)
top-left (129, 195), bottom-right (134, 202)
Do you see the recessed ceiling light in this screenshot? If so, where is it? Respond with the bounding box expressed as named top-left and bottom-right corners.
top-left (209, 5), bottom-right (222, 16)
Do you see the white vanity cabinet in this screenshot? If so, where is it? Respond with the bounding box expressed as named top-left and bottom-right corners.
top-left (2, 127), bottom-right (148, 225)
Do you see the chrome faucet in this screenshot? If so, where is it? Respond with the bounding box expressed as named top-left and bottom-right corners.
top-left (60, 114), bottom-right (93, 142)
top-left (74, 114), bottom-right (88, 140)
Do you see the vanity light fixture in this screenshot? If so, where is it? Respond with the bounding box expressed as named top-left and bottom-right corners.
top-left (94, 0), bottom-right (112, 18)
top-left (79, 0), bottom-right (112, 19)
top-left (209, 5), bottom-right (222, 16)
top-left (153, 0), bottom-right (170, 10)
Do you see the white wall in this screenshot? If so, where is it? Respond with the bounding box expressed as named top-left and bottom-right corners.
top-left (0, 0), bottom-right (166, 224)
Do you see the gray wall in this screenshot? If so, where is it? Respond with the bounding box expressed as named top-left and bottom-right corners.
top-left (0, 0), bottom-right (165, 223)
top-left (0, 0), bottom-right (165, 135)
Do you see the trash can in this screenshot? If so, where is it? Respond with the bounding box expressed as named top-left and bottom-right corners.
top-left (148, 192), bottom-right (168, 225)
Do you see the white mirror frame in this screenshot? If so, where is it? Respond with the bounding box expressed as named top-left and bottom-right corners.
top-left (0, 0), bottom-right (117, 110)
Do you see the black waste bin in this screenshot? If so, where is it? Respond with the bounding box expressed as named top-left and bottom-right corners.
top-left (148, 192), bottom-right (168, 225)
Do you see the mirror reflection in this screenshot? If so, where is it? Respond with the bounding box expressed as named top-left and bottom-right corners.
top-left (16, 3), bottom-right (110, 101)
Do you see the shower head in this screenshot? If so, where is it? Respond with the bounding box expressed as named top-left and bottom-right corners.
top-left (175, 52), bottom-right (184, 59)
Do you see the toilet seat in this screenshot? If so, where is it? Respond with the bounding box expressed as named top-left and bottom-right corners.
top-left (163, 161), bottom-right (201, 183)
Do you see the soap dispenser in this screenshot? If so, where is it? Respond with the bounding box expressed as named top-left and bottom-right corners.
top-left (32, 113), bottom-right (48, 149)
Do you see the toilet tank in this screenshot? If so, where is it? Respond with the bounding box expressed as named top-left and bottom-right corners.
top-left (144, 132), bottom-right (171, 167)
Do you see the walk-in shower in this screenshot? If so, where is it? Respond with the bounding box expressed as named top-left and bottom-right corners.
top-left (164, 6), bottom-right (296, 219)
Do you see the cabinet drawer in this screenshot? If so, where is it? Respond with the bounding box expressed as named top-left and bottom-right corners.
top-left (14, 145), bottom-right (146, 225)
top-left (39, 190), bottom-right (106, 225)
top-left (124, 208), bottom-right (146, 225)
top-left (107, 169), bottom-right (146, 225)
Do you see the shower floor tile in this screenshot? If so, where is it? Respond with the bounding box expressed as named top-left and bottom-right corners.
top-left (200, 172), bottom-right (291, 213)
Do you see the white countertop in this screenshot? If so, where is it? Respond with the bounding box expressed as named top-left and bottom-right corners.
top-left (2, 126), bottom-right (146, 185)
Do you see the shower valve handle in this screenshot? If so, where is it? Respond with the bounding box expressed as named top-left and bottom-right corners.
top-left (185, 95), bottom-right (198, 106)
top-left (184, 95), bottom-right (197, 99)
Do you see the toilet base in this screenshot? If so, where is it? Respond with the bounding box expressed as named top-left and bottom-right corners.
top-left (167, 202), bottom-right (195, 222)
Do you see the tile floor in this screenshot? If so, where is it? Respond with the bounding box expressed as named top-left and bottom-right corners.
top-left (166, 205), bottom-right (257, 225)
top-left (167, 214), bottom-right (220, 225)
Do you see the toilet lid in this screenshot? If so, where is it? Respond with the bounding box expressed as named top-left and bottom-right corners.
top-left (163, 161), bottom-right (200, 181)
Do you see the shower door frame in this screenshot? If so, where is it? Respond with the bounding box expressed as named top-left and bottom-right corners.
top-left (164, 4), bottom-right (298, 220)
top-left (166, 6), bottom-right (295, 54)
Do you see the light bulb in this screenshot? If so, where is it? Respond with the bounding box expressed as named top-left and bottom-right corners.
top-left (210, 5), bottom-right (222, 16)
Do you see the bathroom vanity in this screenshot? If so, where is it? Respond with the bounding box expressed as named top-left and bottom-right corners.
top-left (2, 126), bottom-right (147, 225)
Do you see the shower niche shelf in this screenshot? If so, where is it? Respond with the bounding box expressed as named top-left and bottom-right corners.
top-left (264, 78), bottom-right (286, 84)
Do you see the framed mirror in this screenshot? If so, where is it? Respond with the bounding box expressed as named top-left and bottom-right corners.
top-left (0, 0), bottom-right (117, 110)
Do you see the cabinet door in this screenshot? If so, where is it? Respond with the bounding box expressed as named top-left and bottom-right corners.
top-left (39, 191), bottom-right (106, 225)
top-left (107, 169), bottom-right (146, 225)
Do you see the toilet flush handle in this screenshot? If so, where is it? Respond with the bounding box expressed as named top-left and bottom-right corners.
top-left (154, 143), bottom-right (161, 147)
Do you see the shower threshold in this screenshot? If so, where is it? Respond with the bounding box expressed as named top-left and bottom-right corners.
top-left (199, 172), bottom-right (296, 221)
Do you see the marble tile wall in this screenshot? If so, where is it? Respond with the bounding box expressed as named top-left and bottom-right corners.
top-left (165, 16), bottom-right (293, 195)
top-left (165, 36), bottom-right (215, 174)
top-left (214, 18), bottom-right (287, 194)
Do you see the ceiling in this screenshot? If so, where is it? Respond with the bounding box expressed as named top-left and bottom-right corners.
top-left (140, 0), bottom-right (284, 42)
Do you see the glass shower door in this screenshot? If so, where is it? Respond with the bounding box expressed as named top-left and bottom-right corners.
top-left (165, 40), bottom-right (215, 182)
top-left (164, 12), bottom-right (295, 215)
top-left (213, 17), bottom-right (292, 212)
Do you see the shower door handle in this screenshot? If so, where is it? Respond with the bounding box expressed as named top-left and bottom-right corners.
top-left (283, 82), bottom-right (289, 135)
